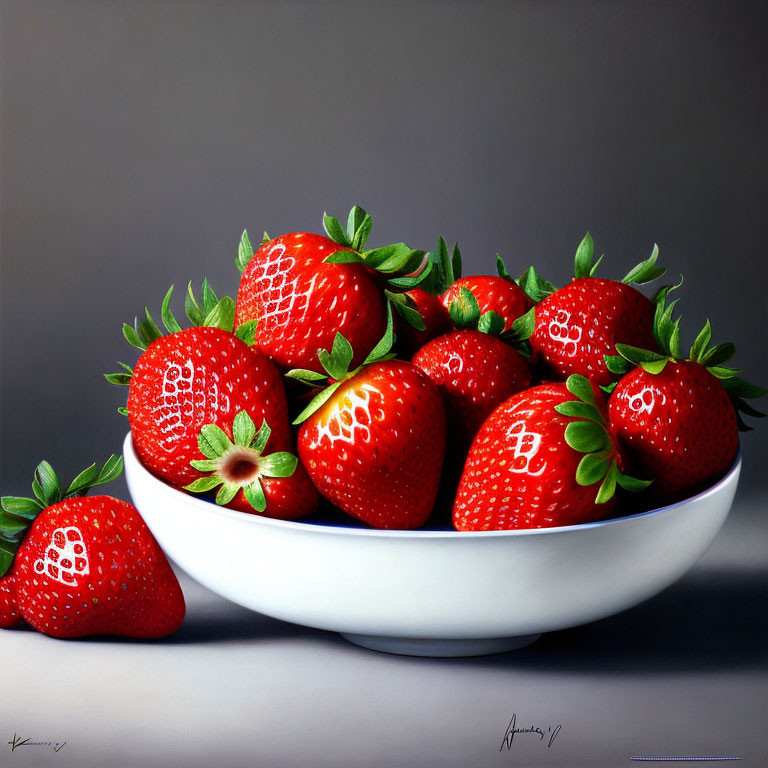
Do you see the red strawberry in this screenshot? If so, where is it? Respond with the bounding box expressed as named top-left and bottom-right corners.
top-left (0, 574), bottom-right (21, 628)
top-left (234, 207), bottom-right (426, 372)
top-left (453, 375), bottom-right (649, 531)
top-left (442, 275), bottom-right (530, 332)
top-left (529, 234), bottom-right (663, 386)
top-left (412, 329), bottom-right (532, 447)
top-left (290, 314), bottom-right (446, 529)
top-left (0, 457), bottom-right (185, 639)
top-left (607, 307), bottom-right (764, 502)
top-left (108, 284), bottom-right (317, 519)
top-left (183, 410), bottom-right (318, 519)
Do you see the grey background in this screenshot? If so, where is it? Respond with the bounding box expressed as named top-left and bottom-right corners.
top-left (1, 0), bottom-right (767, 496)
top-left (1, 2), bottom-right (767, 766)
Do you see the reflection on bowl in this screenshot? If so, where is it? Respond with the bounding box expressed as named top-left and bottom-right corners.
top-left (123, 433), bottom-right (741, 657)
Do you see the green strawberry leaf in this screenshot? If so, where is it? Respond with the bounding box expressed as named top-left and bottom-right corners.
top-left (232, 411), bottom-right (257, 448)
top-left (198, 424), bottom-right (234, 459)
top-left (234, 320), bottom-right (258, 346)
top-left (496, 254), bottom-right (512, 280)
top-left (478, 310), bottom-right (505, 336)
top-left (516, 266), bottom-right (557, 303)
top-left (564, 421), bottom-right (609, 453)
top-left (621, 243), bottom-right (666, 285)
top-left (243, 481), bottom-right (267, 513)
top-left (35, 461), bottom-right (62, 507)
top-left (573, 232), bottom-right (595, 279)
top-left (554, 400), bottom-right (602, 422)
top-left (258, 452), bottom-right (298, 478)
top-left (184, 476), bottom-right (223, 493)
top-left (595, 462), bottom-right (619, 504)
top-left (293, 380), bottom-right (343, 425)
top-left (575, 453), bottom-right (610, 486)
top-left (253, 419), bottom-right (272, 454)
top-left (203, 296), bottom-right (236, 333)
top-left (565, 374), bottom-right (596, 407)
top-left (215, 482), bottom-right (241, 506)
top-left (347, 206), bottom-right (373, 251)
top-left (689, 319), bottom-right (712, 362)
top-left (160, 285), bottom-right (183, 334)
top-left (385, 290), bottom-right (426, 331)
top-left (0, 496), bottom-right (44, 519)
top-left (616, 473), bottom-right (653, 492)
top-left (448, 288), bottom-right (481, 329)
top-left (325, 250), bottom-right (365, 265)
top-left (364, 303), bottom-right (396, 364)
top-left (236, 229), bottom-right (254, 274)
top-left (323, 213), bottom-right (351, 247)
top-left (604, 354), bottom-right (633, 375)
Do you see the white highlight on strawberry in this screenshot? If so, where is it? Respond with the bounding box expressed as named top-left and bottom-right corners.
top-left (444, 351), bottom-right (464, 375)
top-left (627, 386), bottom-right (665, 415)
top-left (548, 309), bottom-right (582, 355)
top-left (254, 243), bottom-right (317, 328)
top-left (34, 526), bottom-right (90, 586)
top-left (315, 384), bottom-right (377, 447)
top-left (505, 420), bottom-right (546, 476)
top-left (156, 359), bottom-right (231, 448)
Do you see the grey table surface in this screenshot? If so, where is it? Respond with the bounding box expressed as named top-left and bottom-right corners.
top-left (2, 494), bottom-right (766, 768)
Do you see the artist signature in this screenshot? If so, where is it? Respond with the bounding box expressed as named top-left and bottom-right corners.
top-left (8, 733), bottom-right (67, 753)
top-left (499, 713), bottom-right (562, 750)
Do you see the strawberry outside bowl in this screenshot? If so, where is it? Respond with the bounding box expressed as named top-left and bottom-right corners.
top-left (123, 433), bottom-right (741, 657)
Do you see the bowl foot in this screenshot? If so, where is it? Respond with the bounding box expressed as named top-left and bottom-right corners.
top-left (340, 632), bottom-right (542, 657)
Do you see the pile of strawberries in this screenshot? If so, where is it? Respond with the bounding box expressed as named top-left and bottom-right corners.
top-left (0, 205), bottom-right (763, 640)
top-left (115, 205), bottom-right (765, 529)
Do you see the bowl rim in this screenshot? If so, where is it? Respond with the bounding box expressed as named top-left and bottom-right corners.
top-left (123, 432), bottom-right (741, 540)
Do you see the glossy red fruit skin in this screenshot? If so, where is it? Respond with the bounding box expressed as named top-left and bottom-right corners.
top-left (412, 329), bottom-right (532, 446)
top-left (609, 360), bottom-right (739, 502)
top-left (129, 326), bottom-right (317, 519)
top-left (12, 496), bottom-right (185, 639)
top-left (128, 327), bottom-right (291, 487)
top-left (530, 278), bottom-right (657, 386)
top-left (235, 233), bottom-right (386, 372)
top-left (453, 382), bottom-right (619, 531)
top-left (298, 361), bottom-right (446, 529)
top-left (397, 288), bottom-right (451, 357)
top-left (0, 573), bottom-right (22, 628)
top-left (441, 276), bottom-right (530, 331)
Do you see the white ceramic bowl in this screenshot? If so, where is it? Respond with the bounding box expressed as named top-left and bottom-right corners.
top-left (123, 433), bottom-right (741, 657)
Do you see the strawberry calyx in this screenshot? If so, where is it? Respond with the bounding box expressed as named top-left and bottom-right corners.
top-left (0, 455), bottom-right (123, 577)
top-left (106, 282), bottom-right (257, 394)
top-left (572, 232), bottom-right (666, 285)
top-left (287, 305), bottom-right (396, 424)
top-left (184, 411), bottom-right (298, 513)
top-left (445, 287), bottom-right (536, 355)
top-left (383, 236), bottom-right (462, 332)
top-left (556, 375), bottom-right (651, 504)
top-left (603, 280), bottom-right (766, 429)
top-left (515, 264), bottom-right (558, 303)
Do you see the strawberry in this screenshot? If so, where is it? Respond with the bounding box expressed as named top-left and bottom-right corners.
top-left (436, 243), bottom-right (531, 332)
top-left (606, 291), bottom-right (765, 501)
top-left (107, 283), bottom-right (318, 519)
top-left (412, 324), bottom-right (532, 447)
top-left (0, 457), bottom-right (185, 639)
top-left (528, 234), bottom-right (663, 386)
top-left (234, 206), bottom-right (426, 372)
top-left (0, 573), bottom-right (21, 628)
top-left (289, 311), bottom-right (446, 529)
top-left (183, 410), bottom-right (318, 519)
top-left (453, 375), bottom-right (650, 531)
